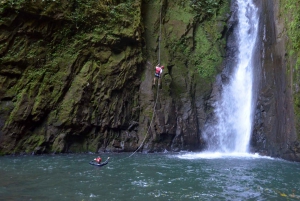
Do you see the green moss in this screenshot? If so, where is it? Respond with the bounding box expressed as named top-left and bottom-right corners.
top-left (0, 0), bottom-right (144, 154)
top-left (192, 2), bottom-right (227, 80)
top-left (165, 0), bottom-right (228, 83)
top-left (294, 93), bottom-right (300, 139)
top-left (281, 0), bottom-right (300, 139)
top-left (10, 132), bottom-right (45, 154)
top-left (25, 135), bottom-right (45, 151)
top-left (4, 90), bottom-right (26, 127)
top-left (168, 2), bottom-right (193, 24)
top-left (190, 0), bottom-right (224, 21)
top-left (143, 108), bottom-right (154, 120)
top-left (1, 36), bottom-right (28, 63)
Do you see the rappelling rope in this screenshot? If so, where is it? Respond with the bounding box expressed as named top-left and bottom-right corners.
top-left (109, 3), bottom-right (163, 163)
top-left (127, 3), bottom-right (163, 158)
top-left (108, 84), bottom-right (159, 163)
top-left (158, 2), bottom-right (162, 65)
top-left (127, 86), bottom-right (159, 158)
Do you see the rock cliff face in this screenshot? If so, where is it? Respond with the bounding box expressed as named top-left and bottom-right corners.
top-left (0, 0), bottom-right (144, 154)
top-left (251, 0), bottom-right (300, 161)
top-left (0, 0), bottom-right (229, 154)
top-left (1, 0), bottom-right (299, 161)
top-left (138, 0), bottom-right (229, 152)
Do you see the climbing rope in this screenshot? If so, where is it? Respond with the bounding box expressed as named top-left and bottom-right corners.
top-left (109, 80), bottom-right (159, 163)
top-left (127, 86), bottom-right (159, 158)
top-left (127, 2), bottom-right (163, 158)
top-left (158, 3), bottom-right (162, 65)
top-left (110, 3), bottom-right (163, 163)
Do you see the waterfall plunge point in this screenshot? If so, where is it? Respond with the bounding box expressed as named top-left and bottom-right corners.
top-left (202, 0), bottom-right (259, 155)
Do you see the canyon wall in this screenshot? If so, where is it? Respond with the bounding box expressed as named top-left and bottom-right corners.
top-left (0, 0), bottom-right (229, 154)
top-left (0, 0), bottom-right (299, 161)
top-left (251, 0), bottom-right (300, 161)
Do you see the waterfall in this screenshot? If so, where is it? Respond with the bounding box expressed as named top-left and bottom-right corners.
top-left (203, 0), bottom-right (259, 153)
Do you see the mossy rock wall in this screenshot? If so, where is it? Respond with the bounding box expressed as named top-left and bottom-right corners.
top-left (1, 0), bottom-right (299, 161)
top-left (0, 0), bottom-right (230, 154)
top-left (281, 0), bottom-right (300, 142)
top-left (0, 0), bottom-right (144, 154)
top-left (250, 0), bottom-right (300, 161)
top-left (138, 0), bottom-right (229, 152)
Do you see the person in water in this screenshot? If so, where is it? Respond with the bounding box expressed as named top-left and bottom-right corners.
top-left (94, 156), bottom-right (102, 164)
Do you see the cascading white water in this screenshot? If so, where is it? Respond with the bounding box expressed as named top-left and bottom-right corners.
top-left (203, 0), bottom-right (259, 153)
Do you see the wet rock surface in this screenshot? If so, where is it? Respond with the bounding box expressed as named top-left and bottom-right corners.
top-left (0, 0), bottom-right (229, 154)
top-left (251, 0), bottom-right (300, 161)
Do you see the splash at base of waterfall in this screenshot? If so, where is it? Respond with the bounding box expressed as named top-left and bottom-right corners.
top-left (202, 0), bottom-right (259, 153)
top-left (178, 152), bottom-right (273, 160)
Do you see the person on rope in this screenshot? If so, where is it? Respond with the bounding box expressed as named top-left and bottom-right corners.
top-left (153, 63), bottom-right (164, 86)
top-left (94, 156), bottom-right (102, 164)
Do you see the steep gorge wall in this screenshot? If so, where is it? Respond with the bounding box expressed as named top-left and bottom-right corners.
top-left (138, 0), bottom-right (230, 152)
top-left (251, 0), bottom-right (300, 161)
top-left (0, 0), bottom-right (144, 154)
top-left (1, 0), bottom-right (300, 162)
top-left (0, 0), bottom-right (230, 154)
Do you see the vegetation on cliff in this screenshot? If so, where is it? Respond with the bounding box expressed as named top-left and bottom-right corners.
top-left (0, 0), bottom-right (143, 154)
top-left (140, 0), bottom-right (229, 151)
top-left (0, 0), bottom-right (230, 155)
top-left (281, 0), bottom-right (300, 139)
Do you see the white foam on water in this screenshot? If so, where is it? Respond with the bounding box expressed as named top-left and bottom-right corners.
top-left (177, 152), bottom-right (273, 160)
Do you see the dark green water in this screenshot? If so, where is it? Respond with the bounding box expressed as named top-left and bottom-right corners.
top-left (0, 152), bottom-right (299, 201)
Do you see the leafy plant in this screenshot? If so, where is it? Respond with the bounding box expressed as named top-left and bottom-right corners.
top-left (190, 0), bottom-right (223, 20)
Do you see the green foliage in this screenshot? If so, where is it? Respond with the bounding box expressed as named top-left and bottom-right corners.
top-left (190, 0), bottom-right (224, 20)
top-left (0, 0), bottom-right (144, 154)
top-left (168, 3), bottom-right (194, 24)
top-left (283, 0), bottom-right (300, 68)
top-left (161, 0), bottom-right (228, 94)
top-left (192, 21), bottom-right (223, 80)
top-left (294, 92), bottom-right (300, 138)
top-left (0, 0), bottom-right (26, 10)
top-left (282, 0), bottom-right (300, 138)
top-left (1, 0), bottom-right (137, 31)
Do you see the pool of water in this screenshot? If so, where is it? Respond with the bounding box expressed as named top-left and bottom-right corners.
top-left (0, 152), bottom-right (299, 200)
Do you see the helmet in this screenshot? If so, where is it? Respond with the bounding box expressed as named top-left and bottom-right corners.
top-left (161, 66), bottom-right (164, 69)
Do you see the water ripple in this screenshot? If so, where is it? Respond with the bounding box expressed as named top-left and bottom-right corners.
top-left (0, 153), bottom-right (299, 201)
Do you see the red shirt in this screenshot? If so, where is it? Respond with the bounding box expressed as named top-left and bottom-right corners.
top-left (95, 157), bottom-right (102, 163)
top-left (155, 66), bottom-right (162, 74)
